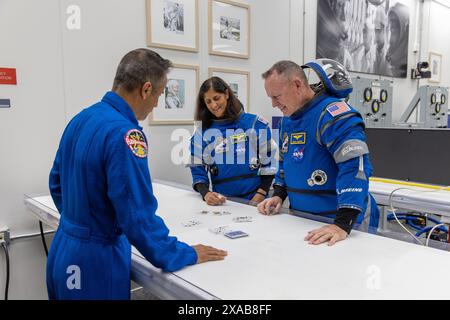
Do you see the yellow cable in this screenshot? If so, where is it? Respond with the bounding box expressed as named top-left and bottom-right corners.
top-left (370, 177), bottom-right (450, 192)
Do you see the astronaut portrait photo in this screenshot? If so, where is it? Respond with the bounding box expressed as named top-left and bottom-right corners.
top-left (220, 16), bottom-right (241, 41)
top-left (316, 0), bottom-right (410, 78)
top-left (163, 0), bottom-right (184, 34)
top-left (229, 83), bottom-right (239, 97)
top-left (165, 79), bottom-right (185, 109)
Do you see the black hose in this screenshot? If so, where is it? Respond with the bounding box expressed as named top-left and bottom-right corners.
top-left (1, 242), bottom-right (10, 300)
top-left (39, 221), bottom-right (49, 257)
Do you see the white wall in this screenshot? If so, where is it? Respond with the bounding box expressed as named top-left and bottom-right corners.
top-left (0, 0), bottom-right (449, 299)
top-left (0, 0), bottom-right (66, 299)
top-left (426, 0), bottom-right (450, 89)
top-left (147, 0), bottom-right (291, 185)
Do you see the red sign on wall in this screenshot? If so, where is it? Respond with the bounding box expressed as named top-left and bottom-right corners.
top-left (0, 68), bottom-right (17, 85)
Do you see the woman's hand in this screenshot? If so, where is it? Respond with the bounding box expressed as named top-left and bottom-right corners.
top-left (257, 196), bottom-right (283, 215)
top-left (204, 192), bottom-right (227, 206)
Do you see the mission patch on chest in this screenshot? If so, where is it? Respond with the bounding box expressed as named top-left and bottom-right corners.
top-left (290, 132), bottom-right (306, 145)
top-left (230, 133), bottom-right (247, 144)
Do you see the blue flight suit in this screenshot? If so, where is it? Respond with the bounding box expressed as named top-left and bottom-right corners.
top-left (189, 111), bottom-right (275, 200)
top-left (275, 94), bottom-right (380, 232)
top-left (47, 91), bottom-right (197, 300)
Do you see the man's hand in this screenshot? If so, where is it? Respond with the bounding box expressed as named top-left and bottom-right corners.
top-left (249, 193), bottom-right (266, 206)
top-left (257, 196), bottom-right (283, 215)
top-left (304, 224), bottom-right (348, 246)
top-left (204, 192), bottom-right (226, 206)
top-left (192, 244), bottom-right (228, 264)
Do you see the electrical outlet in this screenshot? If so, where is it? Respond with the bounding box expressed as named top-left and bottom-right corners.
top-left (0, 227), bottom-right (10, 246)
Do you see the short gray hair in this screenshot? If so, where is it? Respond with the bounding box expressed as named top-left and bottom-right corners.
top-left (113, 48), bottom-right (172, 93)
top-left (262, 60), bottom-right (307, 83)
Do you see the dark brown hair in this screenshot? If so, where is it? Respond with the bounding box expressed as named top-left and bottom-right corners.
top-left (112, 48), bottom-right (172, 93)
top-left (195, 77), bottom-right (243, 128)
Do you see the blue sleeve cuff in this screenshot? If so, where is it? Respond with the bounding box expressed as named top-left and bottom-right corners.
top-left (187, 246), bottom-right (198, 265)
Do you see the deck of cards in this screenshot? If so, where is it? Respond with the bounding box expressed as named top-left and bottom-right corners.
top-left (224, 230), bottom-right (249, 239)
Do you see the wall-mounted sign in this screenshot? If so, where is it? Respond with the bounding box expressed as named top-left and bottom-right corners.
top-left (0, 68), bottom-right (17, 85)
top-left (0, 99), bottom-right (11, 108)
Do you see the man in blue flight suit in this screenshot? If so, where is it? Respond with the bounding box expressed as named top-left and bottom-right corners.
top-left (47, 49), bottom-right (227, 300)
top-left (258, 59), bottom-right (379, 246)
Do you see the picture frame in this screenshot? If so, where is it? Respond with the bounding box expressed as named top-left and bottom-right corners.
top-left (209, 67), bottom-right (250, 111)
top-left (208, 0), bottom-right (250, 59)
top-left (146, 0), bottom-right (199, 53)
top-left (429, 52), bottom-right (442, 84)
top-left (149, 64), bottom-right (199, 125)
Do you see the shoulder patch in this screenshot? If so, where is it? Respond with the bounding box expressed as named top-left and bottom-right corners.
top-left (281, 133), bottom-right (289, 153)
top-left (326, 102), bottom-right (351, 117)
top-left (124, 129), bottom-right (148, 158)
top-left (257, 116), bottom-right (269, 126)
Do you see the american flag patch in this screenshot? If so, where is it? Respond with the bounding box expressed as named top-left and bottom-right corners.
top-left (326, 102), bottom-right (351, 117)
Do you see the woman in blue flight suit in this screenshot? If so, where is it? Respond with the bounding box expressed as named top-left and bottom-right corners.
top-left (189, 77), bottom-right (276, 206)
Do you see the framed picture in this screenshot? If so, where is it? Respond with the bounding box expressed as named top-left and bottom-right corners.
top-left (209, 68), bottom-right (250, 111)
top-left (209, 0), bottom-right (250, 59)
top-left (149, 64), bottom-right (199, 125)
top-left (316, 0), bottom-right (410, 78)
top-left (146, 0), bottom-right (199, 53)
top-left (429, 52), bottom-right (442, 84)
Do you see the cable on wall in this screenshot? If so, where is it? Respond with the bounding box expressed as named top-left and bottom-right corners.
top-left (1, 242), bottom-right (10, 300)
top-left (39, 221), bottom-right (49, 257)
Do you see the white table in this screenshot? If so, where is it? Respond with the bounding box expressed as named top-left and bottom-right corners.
top-left (25, 181), bottom-right (450, 299)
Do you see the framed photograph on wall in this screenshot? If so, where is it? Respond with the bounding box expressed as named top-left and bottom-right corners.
top-left (429, 52), bottom-right (442, 84)
top-left (316, 0), bottom-right (410, 78)
top-left (209, 67), bottom-right (250, 111)
top-left (146, 0), bottom-right (199, 52)
top-left (149, 64), bottom-right (199, 125)
top-left (209, 0), bottom-right (250, 59)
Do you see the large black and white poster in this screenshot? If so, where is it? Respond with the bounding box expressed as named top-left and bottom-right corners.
top-left (316, 0), bottom-right (410, 78)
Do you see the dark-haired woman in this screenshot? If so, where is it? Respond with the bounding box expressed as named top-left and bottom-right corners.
top-left (189, 77), bottom-right (276, 206)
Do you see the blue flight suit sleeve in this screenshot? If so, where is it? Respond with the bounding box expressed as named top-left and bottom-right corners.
top-left (105, 127), bottom-right (197, 272)
top-left (319, 110), bottom-right (371, 213)
top-left (189, 129), bottom-right (210, 188)
top-left (49, 148), bottom-right (62, 213)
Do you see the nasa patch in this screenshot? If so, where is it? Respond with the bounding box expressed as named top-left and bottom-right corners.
top-left (292, 147), bottom-right (305, 162)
